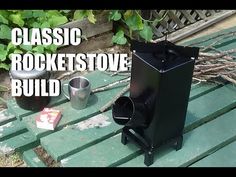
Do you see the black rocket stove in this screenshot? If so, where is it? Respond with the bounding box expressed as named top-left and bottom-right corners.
top-left (112, 40), bottom-right (199, 166)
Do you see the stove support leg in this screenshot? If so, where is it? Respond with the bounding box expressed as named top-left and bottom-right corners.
top-left (144, 149), bottom-right (154, 166)
top-left (175, 135), bottom-right (183, 151)
top-left (121, 131), bottom-right (128, 145)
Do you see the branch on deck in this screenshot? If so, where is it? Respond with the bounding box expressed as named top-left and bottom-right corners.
top-left (99, 84), bottom-right (130, 113)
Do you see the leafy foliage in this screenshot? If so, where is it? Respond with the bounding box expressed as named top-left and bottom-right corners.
top-left (0, 10), bottom-right (71, 70)
top-left (0, 10), bottom-right (161, 70)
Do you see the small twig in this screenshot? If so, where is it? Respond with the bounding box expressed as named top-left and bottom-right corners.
top-left (92, 77), bottom-right (130, 94)
top-left (99, 84), bottom-right (130, 113)
top-left (56, 70), bottom-right (78, 80)
top-left (221, 75), bottom-right (236, 85)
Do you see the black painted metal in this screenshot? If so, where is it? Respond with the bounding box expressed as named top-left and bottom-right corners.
top-left (112, 40), bottom-right (199, 166)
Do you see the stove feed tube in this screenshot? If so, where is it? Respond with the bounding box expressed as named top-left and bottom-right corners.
top-left (112, 96), bottom-right (149, 128)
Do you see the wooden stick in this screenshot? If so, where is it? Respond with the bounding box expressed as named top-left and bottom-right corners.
top-left (221, 75), bottom-right (236, 85)
top-left (92, 77), bottom-right (130, 94)
top-left (99, 84), bottom-right (130, 113)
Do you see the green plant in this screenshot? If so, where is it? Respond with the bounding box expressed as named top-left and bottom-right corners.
top-left (0, 10), bottom-right (166, 71)
top-left (0, 10), bottom-right (72, 70)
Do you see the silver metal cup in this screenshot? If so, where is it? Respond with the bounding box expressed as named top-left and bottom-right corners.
top-left (62, 76), bottom-right (91, 110)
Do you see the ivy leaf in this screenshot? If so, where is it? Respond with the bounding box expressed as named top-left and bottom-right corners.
top-left (49, 16), bottom-right (68, 27)
top-left (108, 10), bottom-right (121, 21)
top-left (32, 46), bottom-right (45, 53)
top-left (139, 23), bottom-right (153, 41)
top-left (7, 42), bottom-right (16, 52)
top-left (0, 24), bottom-right (11, 40)
top-left (40, 21), bottom-right (51, 28)
top-left (20, 44), bottom-right (32, 51)
top-left (9, 13), bottom-right (24, 27)
top-left (0, 14), bottom-right (8, 24)
top-left (0, 63), bottom-right (10, 70)
top-left (46, 10), bottom-right (62, 17)
top-left (0, 44), bottom-right (8, 61)
top-left (112, 30), bottom-right (127, 45)
top-left (86, 10), bottom-right (96, 24)
top-left (32, 10), bottom-right (45, 18)
top-left (73, 10), bottom-right (87, 20)
top-left (124, 11), bottom-right (143, 31)
top-left (31, 22), bottom-right (41, 28)
top-left (45, 44), bottom-right (57, 53)
top-left (21, 10), bottom-right (34, 19)
top-left (13, 49), bottom-right (23, 54)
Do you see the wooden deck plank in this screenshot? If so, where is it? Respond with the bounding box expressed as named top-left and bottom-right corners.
top-left (22, 85), bottom-right (126, 139)
top-left (0, 131), bottom-right (38, 155)
top-left (7, 71), bottom-right (126, 120)
top-left (62, 109), bottom-right (236, 167)
top-left (190, 141), bottom-right (236, 167)
top-left (40, 110), bottom-right (122, 161)
top-left (23, 149), bottom-right (46, 167)
top-left (189, 83), bottom-right (220, 101)
top-left (120, 108), bottom-right (236, 167)
top-left (39, 82), bottom-right (223, 162)
top-left (0, 120), bottom-right (27, 141)
top-left (0, 109), bottom-right (16, 126)
top-left (185, 84), bottom-right (236, 132)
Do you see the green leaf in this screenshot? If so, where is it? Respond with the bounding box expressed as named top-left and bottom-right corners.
top-left (0, 44), bottom-right (8, 61)
top-left (112, 30), bottom-right (127, 45)
top-left (9, 13), bottom-right (24, 27)
top-left (46, 10), bottom-right (62, 18)
top-left (32, 10), bottom-right (45, 18)
top-left (6, 42), bottom-right (16, 52)
top-left (0, 63), bottom-right (10, 70)
top-left (139, 23), bottom-right (153, 41)
top-left (108, 10), bottom-right (121, 21)
top-left (73, 10), bottom-right (87, 20)
top-left (20, 44), bottom-right (32, 51)
top-left (13, 49), bottom-right (23, 54)
top-left (21, 10), bottom-right (34, 19)
top-left (0, 24), bottom-right (11, 40)
top-left (49, 16), bottom-right (68, 27)
top-left (32, 46), bottom-right (44, 53)
top-left (31, 22), bottom-right (41, 28)
top-left (45, 44), bottom-right (57, 53)
top-left (86, 10), bottom-right (96, 24)
top-left (40, 21), bottom-right (51, 28)
top-left (124, 11), bottom-right (143, 31)
top-left (0, 14), bottom-right (8, 24)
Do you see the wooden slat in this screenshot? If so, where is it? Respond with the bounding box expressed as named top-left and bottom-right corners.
top-left (40, 110), bottom-right (121, 161)
top-left (58, 32), bottom-right (113, 54)
top-left (167, 10), bottom-right (185, 28)
top-left (120, 108), bottom-right (236, 167)
top-left (58, 84), bottom-right (236, 166)
top-left (60, 13), bottom-right (112, 39)
top-left (155, 10), bottom-right (236, 43)
top-left (0, 120), bottom-right (27, 141)
top-left (195, 10), bottom-right (207, 19)
top-left (179, 10), bottom-right (196, 23)
top-left (22, 72), bottom-right (128, 138)
top-left (7, 71), bottom-right (126, 120)
top-left (190, 141), bottom-right (236, 167)
top-left (0, 109), bottom-right (16, 126)
top-left (23, 149), bottom-right (46, 167)
top-left (62, 108), bottom-right (236, 167)
top-left (0, 131), bottom-right (38, 155)
top-left (152, 11), bottom-right (173, 32)
top-left (184, 84), bottom-right (236, 132)
top-left (39, 82), bottom-right (219, 162)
